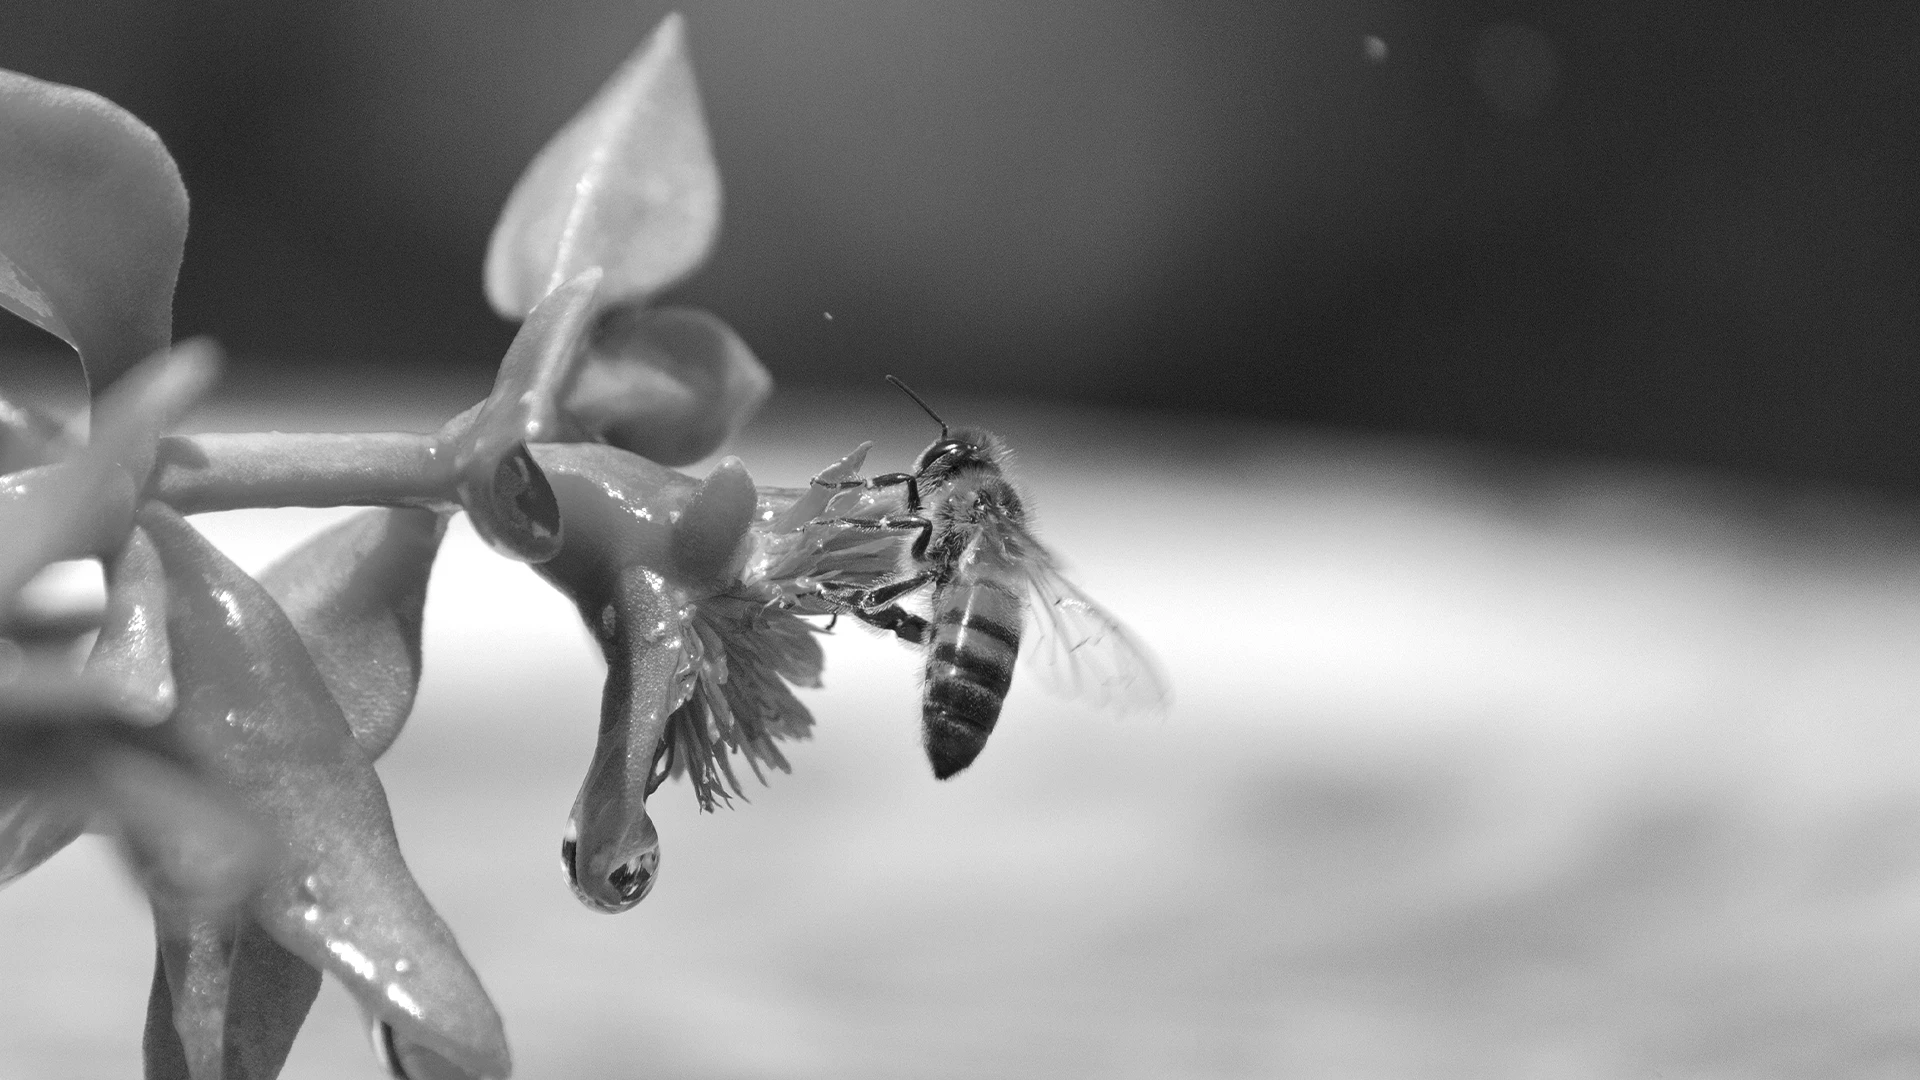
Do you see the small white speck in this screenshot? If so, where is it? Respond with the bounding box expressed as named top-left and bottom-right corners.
top-left (1365, 35), bottom-right (1388, 63)
top-left (823, 311), bottom-right (834, 321)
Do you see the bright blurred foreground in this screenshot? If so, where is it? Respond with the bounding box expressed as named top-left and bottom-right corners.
top-left (6, 389), bottom-right (1920, 1078)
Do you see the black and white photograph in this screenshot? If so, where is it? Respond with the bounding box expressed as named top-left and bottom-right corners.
top-left (4, 3), bottom-right (1920, 1077)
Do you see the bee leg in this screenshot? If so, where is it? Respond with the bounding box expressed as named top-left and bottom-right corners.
top-left (851, 604), bottom-right (930, 646)
top-left (859, 569), bottom-right (935, 608)
top-left (815, 569), bottom-right (932, 613)
top-left (818, 513), bottom-right (935, 559)
top-left (810, 471), bottom-right (923, 513)
top-left (815, 571), bottom-right (934, 644)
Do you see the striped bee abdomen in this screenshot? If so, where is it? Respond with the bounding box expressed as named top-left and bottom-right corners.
top-left (921, 576), bottom-right (1023, 779)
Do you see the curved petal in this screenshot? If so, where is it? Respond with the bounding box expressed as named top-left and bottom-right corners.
top-left (566, 304), bottom-right (770, 466)
top-left (0, 391), bottom-right (76, 474)
top-left (484, 13), bottom-right (718, 317)
top-left (147, 912), bottom-right (238, 1080)
top-left (532, 445), bottom-right (833, 901)
top-left (0, 784), bottom-right (84, 889)
top-left (261, 507), bottom-right (449, 760)
top-left (141, 504), bottom-right (511, 1079)
top-left (93, 741), bottom-right (269, 913)
top-left (0, 68), bottom-right (186, 390)
top-left (142, 917), bottom-right (322, 1080)
top-left (669, 456), bottom-right (755, 585)
top-left (532, 445), bottom-right (699, 911)
top-left (764, 442), bottom-right (872, 533)
top-left (561, 564), bottom-right (684, 914)
top-left (89, 524), bottom-right (174, 723)
top-left (446, 270), bottom-right (601, 563)
top-left (0, 340), bottom-right (217, 612)
top-left (0, 669), bottom-right (267, 906)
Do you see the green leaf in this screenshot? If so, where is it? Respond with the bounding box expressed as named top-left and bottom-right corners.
top-left (261, 508), bottom-right (448, 760)
top-left (0, 68), bottom-right (187, 390)
top-left (565, 304), bottom-right (770, 466)
top-left (484, 13), bottom-right (719, 317)
top-left (142, 504), bottom-right (511, 1079)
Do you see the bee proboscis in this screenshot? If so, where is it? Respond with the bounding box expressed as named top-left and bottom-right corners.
top-left (809, 378), bottom-right (1169, 778)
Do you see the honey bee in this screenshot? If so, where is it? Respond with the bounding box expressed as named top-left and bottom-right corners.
top-left (810, 378), bottom-right (1169, 778)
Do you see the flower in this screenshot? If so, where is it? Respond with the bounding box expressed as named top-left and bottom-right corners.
top-left (485, 13), bottom-right (769, 470)
top-left (535, 441), bottom-right (913, 911)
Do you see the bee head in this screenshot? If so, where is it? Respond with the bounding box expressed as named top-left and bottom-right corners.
top-left (886, 376), bottom-right (1003, 479)
top-left (913, 431), bottom-right (983, 475)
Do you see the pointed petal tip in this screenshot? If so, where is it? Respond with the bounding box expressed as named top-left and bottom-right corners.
top-left (672, 453), bottom-right (756, 581)
top-left (483, 9), bottom-right (718, 318)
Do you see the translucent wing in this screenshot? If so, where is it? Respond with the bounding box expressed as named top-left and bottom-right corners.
top-left (996, 522), bottom-right (1170, 717)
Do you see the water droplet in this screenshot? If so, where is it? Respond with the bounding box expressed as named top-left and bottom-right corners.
top-left (607, 848), bottom-right (659, 905)
top-left (562, 813), bottom-right (661, 913)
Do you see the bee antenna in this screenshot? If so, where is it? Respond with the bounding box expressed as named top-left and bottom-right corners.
top-left (884, 375), bottom-right (949, 438)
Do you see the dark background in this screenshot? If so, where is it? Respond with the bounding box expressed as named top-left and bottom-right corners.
top-left (4, 1), bottom-right (1919, 488)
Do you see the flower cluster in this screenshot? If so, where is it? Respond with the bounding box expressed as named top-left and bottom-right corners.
top-left (0, 14), bottom-right (909, 1079)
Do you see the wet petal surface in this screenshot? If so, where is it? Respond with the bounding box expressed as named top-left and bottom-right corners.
top-left (143, 504), bottom-right (510, 1078)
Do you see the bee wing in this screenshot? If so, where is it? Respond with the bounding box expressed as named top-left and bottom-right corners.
top-left (1006, 529), bottom-right (1171, 717)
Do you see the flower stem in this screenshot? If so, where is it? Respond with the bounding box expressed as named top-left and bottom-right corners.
top-left (148, 432), bottom-right (457, 513)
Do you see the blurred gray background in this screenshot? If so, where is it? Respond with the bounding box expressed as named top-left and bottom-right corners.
top-left (4, 0), bottom-right (1919, 486)
top-left (14, 4), bottom-right (1920, 1078)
